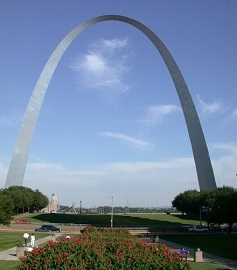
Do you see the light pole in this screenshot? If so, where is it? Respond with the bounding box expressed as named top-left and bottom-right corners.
top-left (80, 201), bottom-right (82, 224)
top-left (200, 206), bottom-right (210, 225)
top-left (111, 196), bottom-right (113, 228)
top-left (199, 206), bottom-right (203, 225)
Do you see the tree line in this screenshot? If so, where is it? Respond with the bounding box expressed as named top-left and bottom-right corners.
top-left (172, 186), bottom-right (237, 228)
top-left (0, 186), bottom-right (49, 225)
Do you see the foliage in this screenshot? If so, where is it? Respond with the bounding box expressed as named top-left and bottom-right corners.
top-left (18, 227), bottom-right (190, 270)
top-left (204, 186), bottom-right (237, 226)
top-left (0, 231), bottom-right (234, 270)
top-left (2, 186), bottom-right (49, 214)
top-left (172, 190), bottom-right (201, 215)
top-left (0, 191), bottom-right (14, 225)
top-left (172, 186), bottom-right (237, 226)
top-left (95, 206), bottom-right (177, 214)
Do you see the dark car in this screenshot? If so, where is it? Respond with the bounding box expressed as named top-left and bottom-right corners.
top-left (41, 225), bottom-right (61, 232)
top-left (35, 227), bottom-right (51, 232)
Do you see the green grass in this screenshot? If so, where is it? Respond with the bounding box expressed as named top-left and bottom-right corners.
top-left (189, 262), bottom-right (228, 270)
top-left (0, 260), bottom-right (226, 270)
top-left (0, 232), bottom-right (51, 251)
top-left (25, 212), bottom-right (200, 226)
top-left (0, 261), bottom-right (19, 270)
top-left (160, 234), bottom-right (237, 261)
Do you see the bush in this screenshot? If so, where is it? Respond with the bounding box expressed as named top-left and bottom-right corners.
top-left (18, 227), bottom-right (190, 270)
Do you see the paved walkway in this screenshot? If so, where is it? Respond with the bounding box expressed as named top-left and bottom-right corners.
top-left (0, 233), bottom-right (62, 261)
top-left (160, 239), bottom-right (237, 270)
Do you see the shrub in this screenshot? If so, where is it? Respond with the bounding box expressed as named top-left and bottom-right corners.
top-left (18, 227), bottom-right (190, 270)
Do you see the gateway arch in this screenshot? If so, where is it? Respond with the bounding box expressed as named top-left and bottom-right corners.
top-left (5, 15), bottom-right (217, 190)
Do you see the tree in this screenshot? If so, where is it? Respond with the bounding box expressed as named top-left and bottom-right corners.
top-left (172, 186), bottom-right (237, 227)
top-left (205, 186), bottom-right (237, 227)
top-left (172, 190), bottom-right (201, 215)
top-left (0, 191), bottom-right (14, 225)
top-left (3, 186), bottom-right (49, 214)
top-left (32, 189), bottom-right (49, 211)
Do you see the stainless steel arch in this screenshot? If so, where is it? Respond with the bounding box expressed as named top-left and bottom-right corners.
top-left (5, 15), bottom-right (217, 190)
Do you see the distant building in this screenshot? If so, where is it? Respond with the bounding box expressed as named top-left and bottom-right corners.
top-left (43, 193), bottom-right (59, 213)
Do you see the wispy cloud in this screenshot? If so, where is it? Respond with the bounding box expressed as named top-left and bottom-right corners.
top-left (70, 38), bottom-right (133, 96)
top-left (0, 111), bottom-right (22, 127)
top-left (99, 131), bottom-right (152, 148)
top-left (140, 104), bottom-right (180, 123)
top-left (230, 108), bottom-right (237, 120)
top-left (197, 95), bottom-right (221, 113)
top-left (211, 142), bottom-right (237, 155)
top-left (1, 144), bottom-right (237, 207)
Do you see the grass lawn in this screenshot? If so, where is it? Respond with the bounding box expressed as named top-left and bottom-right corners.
top-left (189, 262), bottom-right (228, 270)
top-left (0, 259), bottom-right (226, 270)
top-left (23, 212), bottom-right (200, 226)
top-left (160, 234), bottom-right (237, 261)
top-left (0, 231), bottom-right (51, 251)
top-left (0, 261), bottom-right (19, 270)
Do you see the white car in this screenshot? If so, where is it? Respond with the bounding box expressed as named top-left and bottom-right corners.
top-left (188, 226), bottom-right (209, 233)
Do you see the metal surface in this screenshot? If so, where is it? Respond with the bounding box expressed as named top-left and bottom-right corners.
top-left (5, 15), bottom-right (217, 190)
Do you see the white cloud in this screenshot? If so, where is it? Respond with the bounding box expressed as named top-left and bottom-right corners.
top-left (1, 145), bottom-right (237, 207)
top-left (210, 142), bottom-right (237, 187)
top-left (0, 111), bottom-right (22, 127)
top-left (70, 38), bottom-right (132, 96)
top-left (99, 131), bottom-right (152, 148)
top-left (140, 104), bottom-right (180, 123)
top-left (0, 158), bottom-right (198, 207)
top-left (197, 95), bottom-right (221, 113)
top-left (211, 142), bottom-right (237, 155)
top-left (230, 108), bottom-right (237, 120)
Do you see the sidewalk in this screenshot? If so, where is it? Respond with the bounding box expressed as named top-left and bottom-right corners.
top-left (0, 233), bottom-right (62, 261)
top-left (160, 239), bottom-right (237, 270)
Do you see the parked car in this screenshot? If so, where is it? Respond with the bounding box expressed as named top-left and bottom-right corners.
top-left (16, 220), bottom-right (31, 224)
top-left (35, 227), bottom-right (52, 232)
top-left (188, 225), bottom-right (209, 233)
top-left (41, 225), bottom-right (61, 232)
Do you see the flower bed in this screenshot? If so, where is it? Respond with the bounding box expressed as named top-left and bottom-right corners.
top-left (18, 227), bottom-right (190, 269)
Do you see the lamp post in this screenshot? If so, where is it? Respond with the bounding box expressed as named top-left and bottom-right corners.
top-left (199, 206), bottom-right (203, 225)
top-left (80, 201), bottom-right (82, 224)
top-left (200, 206), bottom-right (210, 225)
top-left (111, 196), bottom-right (113, 228)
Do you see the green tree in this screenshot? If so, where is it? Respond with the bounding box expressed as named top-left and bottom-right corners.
top-left (3, 186), bottom-right (49, 214)
top-left (32, 189), bottom-right (49, 211)
top-left (0, 191), bottom-right (14, 225)
top-left (4, 186), bottom-right (24, 214)
top-left (172, 186), bottom-right (237, 227)
top-left (205, 186), bottom-right (237, 227)
top-left (172, 189), bottom-right (201, 215)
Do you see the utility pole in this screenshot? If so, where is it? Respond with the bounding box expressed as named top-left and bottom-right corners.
top-left (111, 197), bottom-right (113, 228)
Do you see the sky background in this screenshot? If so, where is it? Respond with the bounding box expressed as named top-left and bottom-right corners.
top-left (1, 1), bottom-right (237, 208)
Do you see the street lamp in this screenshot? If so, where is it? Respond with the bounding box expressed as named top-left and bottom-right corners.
top-left (80, 201), bottom-right (82, 224)
top-left (111, 197), bottom-right (113, 228)
top-left (199, 206), bottom-right (210, 225)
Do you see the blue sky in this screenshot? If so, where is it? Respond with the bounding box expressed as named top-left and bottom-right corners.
top-left (1, 1), bottom-right (237, 208)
